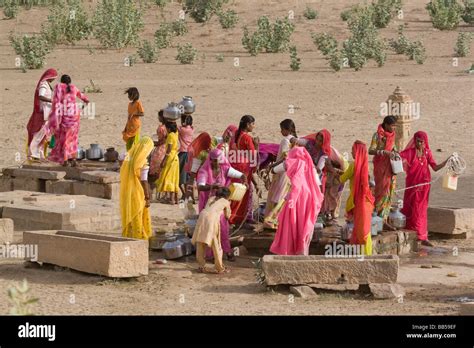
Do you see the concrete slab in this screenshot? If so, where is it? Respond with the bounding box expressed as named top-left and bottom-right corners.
top-left (428, 206), bottom-right (474, 235)
top-left (23, 230), bottom-right (148, 278)
top-left (261, 254), bottom-right (399, 286)
top-left (0, 218), bottom-right (14, 243)
top-left (3, 168), bottom-right (66, 180)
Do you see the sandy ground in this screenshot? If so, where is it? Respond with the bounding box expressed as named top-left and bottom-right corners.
top-left (0, 0), bottom-right (473, 315)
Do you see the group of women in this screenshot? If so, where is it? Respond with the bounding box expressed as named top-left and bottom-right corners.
top-left (26, 69), bottom-right (452, 261)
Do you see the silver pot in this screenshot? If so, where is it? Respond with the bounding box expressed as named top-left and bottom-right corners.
top-left (149, 233), bottom-right (169, 250)
top-left (163, 102), bottom-right (182, 121)
top-left (77, 147), bottom-right (85, 160)
top-left (388, 207), bottom-right (406, 229)
top-left (86, 144), bottom-right (103, 160)
top-left (184, 219), bottom-right (197, 237)
top-left (313, 222), bottom-right (324, 241)
top-left (179, 96), bottom-right (196, 114)
top-left (177, 235), bottom-right (194, 256)
top-left (162, 236), bottom-right (184, 259)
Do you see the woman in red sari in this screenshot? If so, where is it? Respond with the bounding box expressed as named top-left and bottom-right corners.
top-left (27, 68), bottom-right (58, 160)
top-left (399, 131), bottom-right (449, 246)
top-left (48, 75), bottom-right (89, 166)
top-left (369, 116), bottom-right (398, 230)
top-left (229, 115), bottom-right (259, 225)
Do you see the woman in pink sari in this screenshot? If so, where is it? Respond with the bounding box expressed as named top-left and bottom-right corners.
top-left (48, 75), bottom-right (89, 166)
top-left (270, 146), bottom-right (324, 256)
top-left (399, 131), bottom-right (449, 246)
top-left (27, 68), bottom-right (58, 160)
top-left (197, 149), bottom-right (246, 260)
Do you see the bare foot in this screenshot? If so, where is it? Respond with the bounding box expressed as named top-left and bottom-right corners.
top-left (420, 240), bottom-right (434, 247)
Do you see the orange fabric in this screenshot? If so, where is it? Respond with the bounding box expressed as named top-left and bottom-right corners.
top-left (351, 141), bottom-right (374, 246)
top-left (122, 100), bottom-right (144, 141)
top-left (376, 124), bottom-right (395, 151)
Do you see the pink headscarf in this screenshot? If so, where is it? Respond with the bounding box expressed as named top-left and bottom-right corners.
top-left (404, 131), bottom-right (430, 151)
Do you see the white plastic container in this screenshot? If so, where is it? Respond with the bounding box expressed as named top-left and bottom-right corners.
top-left (442, 173), bottom-right (458, 191)
top-left (390, 156), bottom-right (404, 175)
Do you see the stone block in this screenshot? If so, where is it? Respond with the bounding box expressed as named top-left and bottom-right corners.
top-left (80, 171), bottom-right (120, 184)
top-left (428, 207), bottom-right (474, 235)
top-left (460, 302), bottom-right (474, 316)
top-left (0, 218), bottom-right (14, 243)
top-left (0, 176), bottom-right (13, 192)
top-left (289, 285), bottom-right (318, 299)
top-left (23, 230), bottom-right (148, 278)
top-left (261, 254), bottom-right (399, 286)
top-left (369, 283), bottom-right (405, 299)
top-left (3, 168), bottom-right (66, 180)
top-left (12, 177), bottom-right (46, 192)
top-left (45, 180), bottom-right (74, 195)
top-left (307, 283), bottom-right (359, 291)
top-left (72, 181), bottom-right (118, 200)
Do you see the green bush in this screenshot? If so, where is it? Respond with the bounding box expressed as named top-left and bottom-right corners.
top-left (389, 25), bottom-right (427, 64)
top-left (289, 45), bottom-right (301, 71)
top-left (93, 0), bottom-right (144, 49)
top-left (311, 32), bottom-right (338, 56)
top-left (183, 0), bottom-right (229, 23)
top-left (171, 19), bottom-right (188, 36)
top-left (154, 0), bottom-right (168, 8)
top-left (218, 9), bottom-right (238, 29)
top-left (454, 32), bottom-right (472, 57)
top-left (303, 6), bottom-right (318, 20)
top-left (242, 16), bottom-right (295, 56)
top-left (389, 25), bottom-right (410, 54)
top-left (462, 0), bottom-right (474, 23)
top-left (341, 8), bottom-right (354, 21)
top-left (10, 34), bottom-right (51, 69)
top-left (138, 39), bottom-right (159, 63)
top-left (215, 53), bottom-right (224, 62)
top-left (41, 0), bottom-right (91, 45)
top-left (176, 42), bottom-right (197, 64)
top-left (329, 51), bottom-right (343, 71)
top-left (154, 23), bottom-right (173, 48)
top-left (426, 0), bottom-right (463, 30)
top-left (371, 0), bottom-right (402, 28)
top-left (3, 0), bottom-right (19, 19)
top-left (406, 40), bottom-right (426, 64)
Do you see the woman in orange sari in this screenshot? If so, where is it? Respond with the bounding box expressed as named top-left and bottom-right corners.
top-left (369, 116), bottom-right (398, 230)
top-left (338, 141), bottom-right (374, 255)
top-left (229, 115), bottom-right (259, 225)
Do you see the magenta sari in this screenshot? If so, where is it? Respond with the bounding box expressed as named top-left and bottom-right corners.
top-left (270, 147), bottom-right (324, 255)
top-left (197, 149), bottom-right (232, 254)
top-left (400, 131), bottom-right (437, 241)
top-left (48, 83), bottom-right (89, 164)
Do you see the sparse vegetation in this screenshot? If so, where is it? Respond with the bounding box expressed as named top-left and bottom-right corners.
top-left (138, 39), bottom-right (159, 63)
top-left (8, 279), bottom-right (38, 315)
top-left (83, 79), bottom-right (103, 93)
top-left (215, 53), bottom-right (224, 62)
top-left (154, 23), bottom-right (173, 49)
top-left (218, 9), bottom-right (239, 29)
top-left (183, 0), bottom-right (229, 23)
top-left (406, 40), bottom-right (427, 64)
top-left (454, 32), bottom-right (472, 57)
top-left (154, 0), bottom-right (169, 8)
top-left (389, 25), bottom-right (427, 64)
top-left (462, 0), bottom-right (474, 23)
top-left (289, 45), bottom-right (301, 71)
top-left (303, 6), bottom-right (318, 20)
top-left (176, 42), bottom-right (198, 64)
top-left (3, 0), bottom-right (19, 19)
top-left (93, 0), bottom-right (144, 49)
top-left (171, 19), bottom-right (188, 36)
top-left (311, 32), bottom-right (338, 56)
top-left (340, 1), bottom-right (402, 28)
top-left (10, 33), bottom-right (51, 69)
top-left (389, 25), bottom-right (410, 54)
top-left (426, 0), bottom-right (463, 30)
top-left (41, 0), bottom-right (92, 45)
top-left (242, 16), bottom-right (295, 56)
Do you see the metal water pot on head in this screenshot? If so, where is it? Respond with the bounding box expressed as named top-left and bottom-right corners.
top-left (179, 96), bottom-right (196, 124)
top-left (163, 102), bottom-right (182, 122)
top-left (388, 200), bottom-right (406, 229)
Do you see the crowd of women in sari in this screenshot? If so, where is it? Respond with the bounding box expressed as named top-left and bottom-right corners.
top-left (26, 68), bottom-right (453, 269)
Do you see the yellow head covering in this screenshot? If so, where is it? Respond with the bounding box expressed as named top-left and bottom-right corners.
top-left (120, 136), bottom-right (154, 240)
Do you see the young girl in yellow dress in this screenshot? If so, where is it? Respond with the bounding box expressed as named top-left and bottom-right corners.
top-left (156, 122), bottom-right (180, 204)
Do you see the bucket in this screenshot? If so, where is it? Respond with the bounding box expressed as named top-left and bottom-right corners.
top-left (442, 173), bottom-right (458, 191)
top-left (390, 157), bottom-right (404, 175)
top-left (229, 183), bottom-right (247, 201)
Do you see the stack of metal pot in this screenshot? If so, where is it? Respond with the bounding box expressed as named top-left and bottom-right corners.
top-left (157, 231), bottom-right (195, 260)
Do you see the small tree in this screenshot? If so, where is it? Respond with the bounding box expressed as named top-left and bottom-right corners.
top-left (426, 0), bottom-right (463, 30)
top-left (289, 45), bottom-right (301, 71)
top-left (176, 43), bottom-right (198, 64)
top-left (406, 41), bottom-right (427, 64)
top-left (303, 6), bottom-right (318, 20)
top-left (93, 0), bottom-right (144, 49)
top-left (218, 9), bottom-right (239, 29)
top-left (462, 0), bottom-right (474, 24)
top-left (10, 34), bottom-right (51, 69)
top-left (8, 279), bottom-right (38, 315)
top-left (312, 32), bottom-right (338, 56)
top-left (154, 23), bottom-right (173, 49)
top-left (3, 0), bottom-right (19, 19)
top-left (183, 0), bottom-right (229, 23)
top-left (42, 0), bottom-right (92, 45)
top-left (138, 40), bottom-right (159, 63)
top-left (454, 32), bottom-right (472, 57)
top-left (171, 19), bottom-right (188, 36)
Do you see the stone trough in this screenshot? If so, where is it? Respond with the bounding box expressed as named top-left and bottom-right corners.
top-left (428, 206), bottom-right (473, 239)
top-left (23, 230), bottom-right (148, 278)
top-left (0, 191), bottom-right (120, 233)
top-left (0, 162), bottom-right (120, 200)
top-left (261, 254), bottom-right (399, 286)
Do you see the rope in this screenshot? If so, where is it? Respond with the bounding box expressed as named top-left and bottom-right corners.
top-left (394, 152), bottom-right (466, 195)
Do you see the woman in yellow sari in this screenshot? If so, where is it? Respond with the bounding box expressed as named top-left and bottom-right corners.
top-left (120, 136), bottom-right (154, 240)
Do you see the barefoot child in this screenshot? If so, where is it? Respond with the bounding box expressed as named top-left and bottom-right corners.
top-left (122, 87), bottom-right (144, 151)
top-left (192, 187), bottom-right (231, 274)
